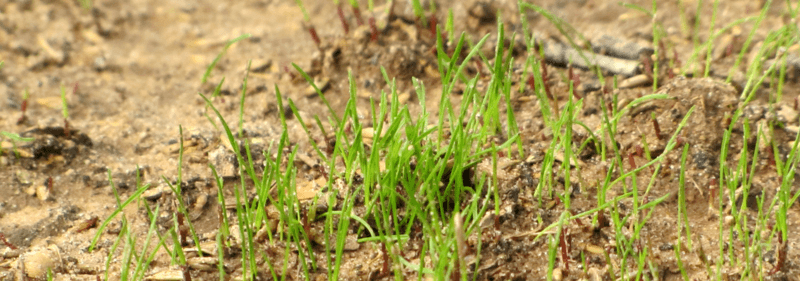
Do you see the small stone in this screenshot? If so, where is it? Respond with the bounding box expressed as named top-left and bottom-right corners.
top-left (552, 268), bottom-right (562, 281)
top-left (93, 56), bottom-right (107, 71)
top-left (250, 58), bottom-right (273, 73)
top-left (618, 74), bottom-right (651, 89)
top-left (724, 215), bottom-right (735, 226)
top-left (397, 92), bottom-right (411, 104)
top-left (587, 267), bottom-right (603, 281)
top-left (21, 246), bottom-right (61, 279)
top-left (35, 185), bottom-right (50, 201)
top-left (776, 104), bottom-right (798, 123)
top-left (145, 268), bottom-right (184, 281)
top-left (143, 184), bottom-right (169, 201)
top-left (187, 257), bottom-right (217, 272)
top-left (209, 146), bottom-right (237, 178)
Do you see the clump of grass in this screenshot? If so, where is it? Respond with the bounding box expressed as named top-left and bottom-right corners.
top-left (88, 1), bottom-right (800, 279)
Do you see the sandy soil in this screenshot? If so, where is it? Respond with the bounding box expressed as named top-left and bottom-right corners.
top-left (1, 0), bottom-right (799, 280)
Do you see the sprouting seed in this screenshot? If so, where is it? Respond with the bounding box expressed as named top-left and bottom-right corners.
top-left (17, 88), bottom-right (30, 125)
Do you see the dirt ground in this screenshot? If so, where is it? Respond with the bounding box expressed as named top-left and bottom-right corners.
top-left (1, 0), bottom-right (799, 280)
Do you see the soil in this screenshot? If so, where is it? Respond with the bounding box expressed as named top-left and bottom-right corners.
top-left (1, 0), bottom-right (799, 280)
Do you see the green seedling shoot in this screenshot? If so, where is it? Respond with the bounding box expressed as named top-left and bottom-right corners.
top-left (347, 0), bottom-right (365, 26)
top-left (295, 0), bottom-right (321, 46)
top-left (17, 88), bottom-right (30, 125)
top-left (61, 84), bottom-right (71, 138)
top-left (1, 131), bottom-right (34, 158)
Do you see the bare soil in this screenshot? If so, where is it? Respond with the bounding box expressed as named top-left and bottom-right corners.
top-left (1, 0), bottom-right (799, 280)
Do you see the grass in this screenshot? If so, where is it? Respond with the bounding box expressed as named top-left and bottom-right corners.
top-left (81, 1), bottom-right (800, 280)
top-left (0, 131), bottom-right (34, 158)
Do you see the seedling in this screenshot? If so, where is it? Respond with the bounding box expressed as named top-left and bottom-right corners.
top-left (410, 0), bottom-right (426, 26)
top-left (0, 131), bottom-right (34, 158)
top-left (344, 0), bottom-right (364, 26)
top-left (770, 229), bottom-right (787, 275)
top-left (369, 17), bottom-right (379, 42)
top-left (201, 33), bottom-right (251, 84)
top-left (367, 0), bottom-right (378, 41)
top-left (17, 88), bottom-right (30, 125)
top-left (335, 1), bottom-right (349, 33)
top-left (60, 84), bottom-right (71, 138)
top-left (295, 0), bottom-right (320, 47)
top-left (558, 226), bottom-right (570, 273)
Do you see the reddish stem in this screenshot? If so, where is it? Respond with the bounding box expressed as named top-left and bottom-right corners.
top-left (673, 49), bottom-right (682, 69)
top-left (17, 99), bottom-right (27, 124)
top-left (770, 230), bottom-right (787, 275)
top-left (559, 227), bottom-right (570, 273)
top-left (652, 117), bottom-right (662, 140)
top-left (64, 119), bottom-right (71, 138)
top-left (369, 17), bottom-right (379, 42)
top-left (337, 5), bottom-right (350, 33)
top-left (541, 61), bottom-right (553, 100)
top-left (47, 177), bottom-right (54, 193)
top-left (351, 6), bottom-right (364, 26)
top-left (183, 266), bottom-right (192, 281)
top-left (429, 16), bottom-right (438, 38)
top-left (0, 233), bottom-right (17, 250)
top-left (307, 26), bottom-right (321, 47)
top-left (628, 153), bottom-right (637, 169)
top-left (526, 75), bottom-right (536, 91)
top-left (380, 243), bottom-right (390, 276)
top-left (177, 212), bottom-right (187, 245)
